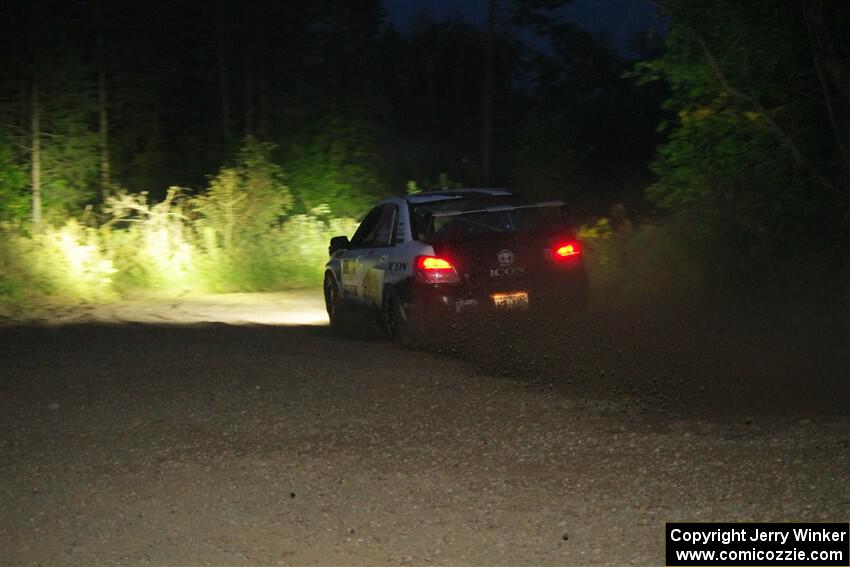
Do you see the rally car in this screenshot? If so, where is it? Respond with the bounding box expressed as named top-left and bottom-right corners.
top-left (323, 189), bottom-right (588, 342)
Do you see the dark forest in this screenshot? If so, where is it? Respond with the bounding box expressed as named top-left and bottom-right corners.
top-left (0, 0), bottom-right (847, 326)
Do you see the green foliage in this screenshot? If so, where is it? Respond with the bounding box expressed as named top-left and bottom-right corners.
top-left (0, 200), bottom-right (358, 305)
top-left (577, 217), bottom-right (614, 263)
top-left (268, 213), bottom-right (359, 287)
top-left (195, 138), bottom-right (293, 252)
top-left (186, 139), bottom-right (360, 292)
top-left (0, 137), bottom-right (361, 307)
top-left (0, 134), bottom-right (27, 220)
top-left (37, 95), bottom-right (100, 219)
top-left (405, 180), bottom-right (421, 195)
top-left (0, 1), bottom-right (102, 222)
top-left (284, 117), bottom-right (382, 217)
top-left (637, 2), bottom-right (850, 300)
top-left (194, 208), bottom-right (357, 293)
top-left (104, 188), bottom-right (200, 293)
top-left (36, 220), bottom-right (117, 300)
top-left (0, 223), bottom-right (41, 315)
top-left (0, 220), bottom-right (117, 310)
top-left (405, 172), bottom-right (463, 194)
top-left (0, 85), bottom-right (99, 223)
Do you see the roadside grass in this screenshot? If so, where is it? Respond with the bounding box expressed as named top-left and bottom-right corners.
top-left (0, 212), bottom-right (356, 320)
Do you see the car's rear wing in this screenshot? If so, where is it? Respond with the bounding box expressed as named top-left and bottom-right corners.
top-left (428, 200), bottom-right (567, 219)
top-left (424, 200), bottom-right (570, 240)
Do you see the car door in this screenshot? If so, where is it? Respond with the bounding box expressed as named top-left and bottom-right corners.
top-left (359, 204), bottom-right (398, 307)
top-left (342, 206), bottom-right (384, 305)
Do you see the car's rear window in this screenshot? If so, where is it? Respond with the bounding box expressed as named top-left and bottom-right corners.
top-left (411, 195), bottom-right (555, 241)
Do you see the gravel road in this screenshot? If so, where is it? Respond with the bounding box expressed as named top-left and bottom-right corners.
top-left (1, 294), bottom-right (848, 565)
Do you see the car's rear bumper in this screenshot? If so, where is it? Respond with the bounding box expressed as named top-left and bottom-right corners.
top-left (406, 271), bottom-right (589, 319)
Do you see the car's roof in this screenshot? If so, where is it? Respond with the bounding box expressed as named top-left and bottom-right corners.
top-left (403, 188), bottom-right (514, 204)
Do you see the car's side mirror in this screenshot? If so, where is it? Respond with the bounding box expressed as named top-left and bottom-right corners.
top-left (328, 235), bottom-right (350, 256)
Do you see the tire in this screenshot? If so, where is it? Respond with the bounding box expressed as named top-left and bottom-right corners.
top-left (382, 288), bottom-right (423, 346)
top-left (325, 273), bottom-right (352, 336)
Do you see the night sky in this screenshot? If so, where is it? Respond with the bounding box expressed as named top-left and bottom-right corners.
top-left (384, 0), bottom-right (666, 49)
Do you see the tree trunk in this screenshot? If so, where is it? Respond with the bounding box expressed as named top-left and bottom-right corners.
top-left (258, 76), bottom-right (269, 138)
top-left (31, 80), bottom-right (41, 227)
top-left (801, 0), bottom-right (850, 178)
top-left (97, 0), bottom-right (110, 200)
top-left (244, 74), bottom-right (254, 138)
top-left (800, 1), bottom-right (850, 107)
top-left (480, 0), bottom-right (496, 185)
top-left (99, 72), bottom-right (110, 199)
top-left (243, 5), bottom-right (256, 139)
top-left (216, 0), bottom-right (232, 144)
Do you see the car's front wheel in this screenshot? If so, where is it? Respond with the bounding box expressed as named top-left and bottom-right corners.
top-left (324, 274), bottom-right (352, 335)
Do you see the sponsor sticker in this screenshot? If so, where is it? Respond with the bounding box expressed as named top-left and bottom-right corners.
top-left (498, 249), bottom-right (514, 267)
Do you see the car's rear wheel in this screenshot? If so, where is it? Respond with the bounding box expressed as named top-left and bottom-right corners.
top-left (383, 289), bottom-right (424, 346)
top-left (325, 274), bottom-right (352, 335)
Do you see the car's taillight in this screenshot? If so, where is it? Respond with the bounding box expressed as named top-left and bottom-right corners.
top-left (415, 255), bottom-right (460, 284)
top-left (554, 241), bottom-right (581, 258)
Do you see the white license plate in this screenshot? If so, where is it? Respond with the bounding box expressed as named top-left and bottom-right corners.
top-left (492, 291), bottom-right (529, 310)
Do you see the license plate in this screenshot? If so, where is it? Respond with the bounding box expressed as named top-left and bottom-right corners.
top-left (491, 291), bottom-right (529, 310)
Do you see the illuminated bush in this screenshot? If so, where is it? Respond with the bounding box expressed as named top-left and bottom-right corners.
top-left (0, 137), bottom-right (366, 307)
top-left (195, 139), bottom-right (292, 253)
top-left (196, 207), bottom-right (358, 292)
top-left (0, 220), bottom-right (117, 305)
top-left (273, 210), bottom-right (358, 286)
top-left (104, 188), bottom-right (202, 294)
top-left (0, 224), bottom-right (42, 315)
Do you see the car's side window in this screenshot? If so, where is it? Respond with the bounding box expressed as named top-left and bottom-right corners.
top-left (351, 205), bottom-right (398, 248)
top-left (350, 207), bottom-right (384, 248)
top-left (372, 205), bottom-right (398, 247)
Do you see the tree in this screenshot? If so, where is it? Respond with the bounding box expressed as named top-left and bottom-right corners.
top-left (215, 0), bottom-right (232, 146)
top-left (380, 18), bottom-right (522, 189)
top-left (510, 4), bottom-right (666, 210)
top-left (96, 0), bottom-right (111, 200)
top-left (284, 116), bottom-right (382, 217)
top-left (195, 138), bottom-right (293, 251)
top-left (640, 1), bottom-right (850, 297)
top-left (481, 0), bottom-right (497, 184)
top-left (30, 80), bottom-right (41, 226)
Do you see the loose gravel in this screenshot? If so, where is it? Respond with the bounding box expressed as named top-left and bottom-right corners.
top-left (0, 295), bottom-right (848, 566)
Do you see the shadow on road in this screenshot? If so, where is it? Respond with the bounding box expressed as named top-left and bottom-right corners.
top-left (432, 302), bottom-right (850, 421)
top-left (2, 290), bottom-right (847, 422)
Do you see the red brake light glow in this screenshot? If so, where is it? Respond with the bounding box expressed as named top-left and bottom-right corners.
top-left (555, 242), bottom-right (580, 257)
top-left (415, 255), bottom-right (460, 284)
top-left (418, 256), bottom-right (454, 270)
